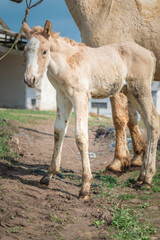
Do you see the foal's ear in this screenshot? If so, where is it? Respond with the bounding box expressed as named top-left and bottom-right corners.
top-left (43, 20), bottom-right (52, 39)
top-left (23, 22), bottom-right (32, 39)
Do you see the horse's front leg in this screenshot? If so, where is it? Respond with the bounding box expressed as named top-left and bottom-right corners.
top-left (40, 91), bottom-right (72, 186)
top-left (74, 93), bottom-right (93, 200)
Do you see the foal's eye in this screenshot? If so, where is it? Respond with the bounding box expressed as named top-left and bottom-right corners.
top-left (42, 50), bottom-right (47, 55)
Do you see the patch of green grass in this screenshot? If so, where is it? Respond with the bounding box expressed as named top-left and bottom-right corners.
top-left (139, 195), bottom-right (150, 201)
top-left (141, 186), bottom-right (151, 191)
top-left (118, 193), bottom-right (135, 201)
top-left (27, 217), bottom-right (37, 223)
top-left (111, 206), bottom-right (156, 240)
top-left (139, 203), bottom-right (150, 209)
top-left (152, 167), bottom-right (160, 192)
top-left (121, 177), bottom-right (136, 188)
top-left (0, 121), bottom-right (16, 160)
top-left (3, 109), bottom-right (56, 116)
top-left (152, 185), bottom-right (160, 193)
top-left (0, 110), bottom-right (52, 123)
top-left (97, 190), bottom-right (116, 199)
top-left (95, 174), bottom-right (117, 189)
top-left (11, 227), bottom-right (22, 233)
top-left (50, 213), bottom-right (65, 224)
top-left (93, 219), bottom-right (105, 228)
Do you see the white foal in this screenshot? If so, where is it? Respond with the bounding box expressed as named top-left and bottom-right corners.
top-left (23, 20), bottom-right (159, 199)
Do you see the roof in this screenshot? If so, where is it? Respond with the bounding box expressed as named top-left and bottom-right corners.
top-left (0, 18), bottom-right (26, 51)
top-left (0, 17), bottom-right (10, 30)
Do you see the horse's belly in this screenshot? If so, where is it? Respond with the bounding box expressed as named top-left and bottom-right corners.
top-left (90, 76), bottom-right (124, 99)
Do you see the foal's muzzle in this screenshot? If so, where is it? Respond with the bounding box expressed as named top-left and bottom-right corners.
top-left (24, 75), bottom-right (37, 88)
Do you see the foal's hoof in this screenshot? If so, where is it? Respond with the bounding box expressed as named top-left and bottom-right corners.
top-left (79, 192), bottom-right (90, 201)
top-left (39, 175), bottom-right (50, 187)
top-left (133, 180), bottom-right (151, 190)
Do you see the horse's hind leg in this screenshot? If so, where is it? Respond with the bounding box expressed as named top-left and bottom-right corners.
top-left (40, 90), bottom-right (72, 186)
top-left (127, 99), bottom-right (145, 167)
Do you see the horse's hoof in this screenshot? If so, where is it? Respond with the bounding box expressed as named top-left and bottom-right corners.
top-left (131, 160), bottom-right (143, 167)
top-left (131, 153), bottom-right (143, 167)
top-left (40, 175), bottom-right (50, 186)
top-left (106, 159), bottom-right (122, 173)
top-left (121, 165), bottom-right (130, 173)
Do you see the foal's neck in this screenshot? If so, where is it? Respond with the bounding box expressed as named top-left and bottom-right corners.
top-left (48, 33), bottom-right (85, 76)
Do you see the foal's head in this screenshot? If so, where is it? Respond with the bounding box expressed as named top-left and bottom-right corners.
top-left (23, 20), bottom-right (52, 88)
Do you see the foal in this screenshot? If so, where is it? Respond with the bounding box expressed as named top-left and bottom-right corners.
top-left (23, 20), bottom-right (159, 200)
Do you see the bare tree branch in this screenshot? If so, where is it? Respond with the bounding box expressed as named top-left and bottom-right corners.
top-left (10, 0), bottom-right (23, 3)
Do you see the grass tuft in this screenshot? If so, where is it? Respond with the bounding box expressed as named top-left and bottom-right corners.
top-left (0, 121), bottom-right (14, 159)
top-left (111, 206), bottom-right (156, 240)
top-left (118, 193), bottom-right (135, 201)
top-left (95, 174), bottom-right (117, 189)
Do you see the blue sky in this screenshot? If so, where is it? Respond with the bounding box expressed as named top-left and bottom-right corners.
top-left (0, 0), bottom-right (81, 42)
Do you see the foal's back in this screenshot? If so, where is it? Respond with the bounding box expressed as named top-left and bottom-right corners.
top-left (86, 42), bottom-right (155, 99)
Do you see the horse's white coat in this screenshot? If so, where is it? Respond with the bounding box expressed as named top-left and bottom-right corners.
top-left (25, 37), bottom-right (40, 79)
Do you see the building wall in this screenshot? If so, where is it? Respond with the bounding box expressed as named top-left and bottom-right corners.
top-left (0, 50), bottom-right (26, 108)
top-left (39, 73), bottom-right (57, 110)
top-left (152, 82), bottom-right (160, 114)
top-left (89, 98), bottom-right (112, 117)
top-left (25, 86), bottom-right (39, 109)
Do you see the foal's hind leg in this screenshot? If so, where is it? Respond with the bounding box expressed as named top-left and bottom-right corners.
top-left (126, 89), bottom-right (159, 187)
top-left (40, 90), bottom-right (72, 187)
top-left (137, 103), bottom-right (159, 186)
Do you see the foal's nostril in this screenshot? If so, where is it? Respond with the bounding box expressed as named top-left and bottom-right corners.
top-left (32, 77), bottom-right (36, 85)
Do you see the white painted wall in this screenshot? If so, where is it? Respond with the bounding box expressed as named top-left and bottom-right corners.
top-left (39, 73), bottom-right (57, 110)
top-left (152, 82), bottom-right (160, 114)
top-left (25, 86), bottom-right (39, 109)
top-left (0, 48), bottom-right (26, 108)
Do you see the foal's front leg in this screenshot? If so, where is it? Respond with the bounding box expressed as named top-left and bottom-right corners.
top-left (40, 91), bottom-right (72, 186)
top-left (74, 94), bottom-right (93, 200)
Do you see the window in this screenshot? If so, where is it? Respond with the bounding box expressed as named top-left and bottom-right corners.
top-left (91, 102), bottom-right (107, 109)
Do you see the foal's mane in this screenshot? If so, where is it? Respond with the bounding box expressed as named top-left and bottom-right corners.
top-left (32, 26), bottom-right (85, 47)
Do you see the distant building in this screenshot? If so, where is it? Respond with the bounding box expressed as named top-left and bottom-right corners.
top-left (0, 18), bottom-right (56, 110)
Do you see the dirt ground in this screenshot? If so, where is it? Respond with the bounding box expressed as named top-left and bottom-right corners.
top-left (0, 118), bottom-right (160, 240)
